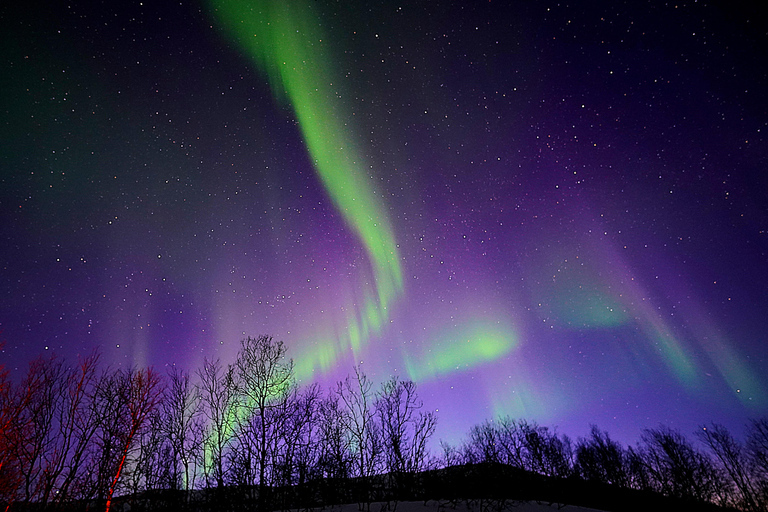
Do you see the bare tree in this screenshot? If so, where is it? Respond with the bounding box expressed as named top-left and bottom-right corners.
top-left (519, 421), bottom-right (572, 478)
top-left (375, 376), bottom-right (436, 502)
top-left (337, 367), bottom-right (382, 480)
top-left (462, 417), bottom-right (572, 478)
top-left (197, 357), bottom-right (237, 489)
top-left (99, 367), bottom-right (163, 512)
top-left (0, 343), bottom-right (24, 509)
top-left (162, 366), bottom-right (203, 492)
top-left (48, 350), bottom-right (102, 505)
top-left (275, 383), bottom-right (323, 488)
top-left (317, 394), bottom-right (353, 480)
top-left (698, 423), bottom-right (761, 511)
top-left (376, 377), bottom-right (436, 475)
top-left (88, 369), bottom-right (129, 504)
top-left (495, 417), bottom-right (526, 468)
top-left (295, 384), bottom-right (324, 485)
top-left (746, 418), bottom-right (768, 509)
top-left (127, 409), bottom-right (172, 493)
top-left (12, 354), bottom-right (64, 503)
top-left (575, 425), bottom-right (630, 488)
top-left (462, 420), bottom-right (502, 465)
top-left (3, 351), bottom-right (105, 508)
top-left (336, 367), bottom-right (383, 508)
top-left (232, 335), bottom-right (294, 508)
top-left (438, 441), bottom-right (462, 469)
top-left (625, 445), bottom-right (653, 491)
top-left (638, 426), bottom-right (722, 503)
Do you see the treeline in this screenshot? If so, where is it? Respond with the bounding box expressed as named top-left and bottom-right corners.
top-left (0, 336), bottom-right (436, 512)
top-left (448, 416), bottom-right (768, 511)
top-left (0, 335), bottom-right (767, 512)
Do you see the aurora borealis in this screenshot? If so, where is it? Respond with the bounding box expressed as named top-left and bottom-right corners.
top-left (1, 0), bottom-right (767, 445)
top-left (208, 0), bottom-right (404, 367)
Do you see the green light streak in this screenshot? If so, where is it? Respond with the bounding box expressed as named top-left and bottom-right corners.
top-left (347, 310), bottom-right (362, 354)
top-left (207, 0), bottom-right (403, 358)
top-left (618, 274), bottom-right (699, 388)
top-left (294, 331), bottom-right (339, 379)
top-left (529, 249), bottom-right (628, 328)
top-left (676, 303), bottom-right (766, 408)
top-left (653, 328), bottom-right (698, 387)
top-left (491, 380), bottom-right (546, 420)
top-left (702, 334), bottom-right (766, 408)
top-left (405, 318), bottom-right (518, 382)
top-left (532, 239), bottom-right (700, 387)
top-left (552, 287), bottom-right (627, 327)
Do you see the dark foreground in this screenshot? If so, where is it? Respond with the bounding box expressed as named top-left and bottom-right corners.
top-left (5, 463), bottom-right (738, 512)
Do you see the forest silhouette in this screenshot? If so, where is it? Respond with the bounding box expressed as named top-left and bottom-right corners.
top-left (1, 335), bottom-right (767, 512)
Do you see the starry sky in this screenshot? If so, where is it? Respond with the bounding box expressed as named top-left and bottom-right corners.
top-left (1, 0), bottom-right (767, 446)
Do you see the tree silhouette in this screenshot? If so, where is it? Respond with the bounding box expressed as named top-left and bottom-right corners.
top-left (101, 367), bottom-right (163, 512)
top-left (48, 350), bottom-right (102, 506)
top-left (197, 357), bottom-right (237, 490)
top-left (699, 423), bottom-right (761, 510)
top-left (375, 376), bottom-right (436, 501)
top-left (457, 417), bottom-right (573, 478)
top-left (12, 354), bottom-right (65, 504)
top-left (575, 425), bottom-right (630, 488)
top-left (337, 366), bottom-right (381, 481)
top-left (232, 335), bottom-right (294, 509)
top-left (162, 366), bottom-right (203, 493)
top-left (376, 376), bottom-right (436, 475)
top-left (0, 342), bottom-right (24, 509)
top-left (317, 393), bottom-right (353, 480)
top-left (746, 418), bottom-right (768, 509)
top-left (638, 425), bottom-right (723, 504)
top-left (3, 338), bottom-right (768, 512)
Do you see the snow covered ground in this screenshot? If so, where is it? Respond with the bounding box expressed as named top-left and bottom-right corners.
top-left (296, 500), bottom-right (607, 512)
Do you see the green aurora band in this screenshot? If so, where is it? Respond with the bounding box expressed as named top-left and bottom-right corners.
top-left (202, 0), bottom-right (762, 436)
top-left (207, 0), bottom-right (403, 370)
top-left (404, 318), bottom-right (519, 382)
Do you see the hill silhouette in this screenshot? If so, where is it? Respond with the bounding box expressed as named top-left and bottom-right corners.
top-left (55, 463), bottom-right (737, 512)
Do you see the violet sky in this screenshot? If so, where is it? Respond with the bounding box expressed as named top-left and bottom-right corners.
top-left (1, 0), bottom-right (766, 446)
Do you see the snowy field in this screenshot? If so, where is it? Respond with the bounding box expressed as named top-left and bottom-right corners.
top-left (293, 500), bottom-right (607, 512)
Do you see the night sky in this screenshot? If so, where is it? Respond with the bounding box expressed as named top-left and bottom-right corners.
top-left (2, 0), bottom-right (767, 446)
